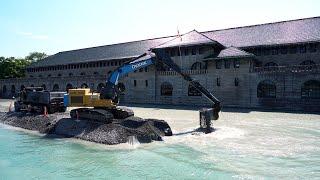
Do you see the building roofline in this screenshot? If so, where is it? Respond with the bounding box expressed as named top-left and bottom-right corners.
top-left (27, 55), bottom-right (137, 68)
top-left (57, 16), bottom-right (320, 54)
top-left (201, 16), bottom-right (320, 34)
top-left (151, 29), bottom-right (195, 49)
top-left (58, 34), bottom-right (177, 54)
top-left (240, 40), bottom-right (320, 49)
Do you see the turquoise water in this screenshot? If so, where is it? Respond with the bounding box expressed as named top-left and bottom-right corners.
top-left (0, 126), bottom-right (236, 179)
top-left (0, 109), bottom-right (320, 179)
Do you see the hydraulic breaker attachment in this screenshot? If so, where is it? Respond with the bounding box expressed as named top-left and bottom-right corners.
top-left (199, 106), bottom-right (220, 133)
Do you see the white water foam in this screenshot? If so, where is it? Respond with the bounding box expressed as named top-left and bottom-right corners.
top-left (127, 136), bottom-right (141, 149)
top-left (61, 137), bottom-right (143, 151)
top-left (163, 125), bottom-right (246, 145)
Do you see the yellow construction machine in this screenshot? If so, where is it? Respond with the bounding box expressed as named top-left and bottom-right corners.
top-left (64, 49), bottom-right (221, 132)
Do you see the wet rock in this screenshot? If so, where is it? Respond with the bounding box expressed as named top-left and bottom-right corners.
top-left (0, 112), bottom-right (172, 145)
top-left (0, 112), bottom-right (59, 133)
top-left (53, 118), bottom-right (131, 144)
top-left (146, 118), bottom-right (173, 136)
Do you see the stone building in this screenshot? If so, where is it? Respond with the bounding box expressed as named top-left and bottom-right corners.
top-left (1, 17), bottom-right (320, 111)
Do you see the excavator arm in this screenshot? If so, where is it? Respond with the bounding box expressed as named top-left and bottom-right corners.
top-left (100, 53), bottom-right (156, 101)
top-left (100, 49), bottom-right (221, 132)
top-left (107, 53), bottom-right (155, 85)
top-left (152, 49), bottom-right (221, 131)
top-left (153, 49), bottom-right (221, 115)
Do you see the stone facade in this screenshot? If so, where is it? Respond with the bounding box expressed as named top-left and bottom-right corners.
top-left (1, 18), bottom-right (320, 111)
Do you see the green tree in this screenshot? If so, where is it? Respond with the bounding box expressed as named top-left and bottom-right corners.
top-left (25, 52), bottom-right (47, 62)
top-left (0, 52), bottom-right (47, 79)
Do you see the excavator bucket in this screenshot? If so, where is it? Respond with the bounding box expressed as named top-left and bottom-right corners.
top-left (199, 107), bottom-right (219, 133)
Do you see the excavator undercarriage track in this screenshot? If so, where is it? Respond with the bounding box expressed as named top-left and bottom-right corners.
top-left (70, 107), bottom-right (134, 123)
top-left (111, 106), bottom-right (134, 119)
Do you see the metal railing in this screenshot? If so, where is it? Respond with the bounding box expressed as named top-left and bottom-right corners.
top-left (253, 64), bottom-right (320, 73)
top-left (157, 69), bottom-right (208, 76)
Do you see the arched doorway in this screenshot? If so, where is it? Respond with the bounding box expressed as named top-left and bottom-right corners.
top-left (191, 62), bottom-right (204, 70)
top-left (66, 83), bottom-right (73, 92)
top-left (97, 83), bottom-right (105, 93)
top-left (117, 82), bottom-right (125, 93)
top-left (301, 80), bottom-right (320, 99)
top-left (160, 82), bottom-right (173, 96)
top-left (11, 85), bottom-right (16, 94)
top-left (81, 83), bottom-right (88, 88)
top-left (52, 84), bottom-right (59, 91)
top-left (257, 80), bottom-right (276, 98)
top-left (2, 85), bottom-right (7, 95)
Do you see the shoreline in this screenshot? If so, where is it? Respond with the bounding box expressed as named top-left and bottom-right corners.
top-left (0, 122), bottom-right (146, 150)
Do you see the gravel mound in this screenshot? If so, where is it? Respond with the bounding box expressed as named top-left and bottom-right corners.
top-left (0, 112), bottom-right (172, 145)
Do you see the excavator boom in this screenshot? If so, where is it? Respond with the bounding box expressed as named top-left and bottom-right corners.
top-left (65, 49), bottom-right (221, 132)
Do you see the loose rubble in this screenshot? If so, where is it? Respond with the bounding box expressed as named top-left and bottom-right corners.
top-left (0, 112), bottom-right (172, 145)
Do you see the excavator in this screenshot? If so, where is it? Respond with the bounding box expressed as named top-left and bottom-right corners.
top-left (64, 49), bottom-right (221, 132)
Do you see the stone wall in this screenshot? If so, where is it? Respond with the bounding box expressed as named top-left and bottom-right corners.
top-left (1, 44), bottom-right (320, 111)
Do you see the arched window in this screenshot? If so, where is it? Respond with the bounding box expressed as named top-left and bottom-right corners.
top-left (11, 85), bottom-right (15, 94)
top-left (41, 84), bottom-right (46, 90)
top-left (300, 60), bottom-right (315, 66)
top-left (235, 78), bottom-right (239, 86)
top-left (69, 73), bottom-right (73, 77)
top-left (94, 72), bottom-right (99, 75)
top-left (52, 84), bottom-right (59, 91)
top-left (30, 84), bottom-right (34, 87)
top-left (161, 82), bottom-right (173, 96)
top-left (2, 85), bottom-right (7, 95)
top-left (81, 83), bottom-right (88, 88)
top-left (191, 62), bottom-right (203, 70)
top-left (257, 80), bottom-right (276, 98)
top-left (97, 83), bottom-right (105, 92)
top-left (80, 72), bottom-right (85, 76)
top-left (264, 62), bottom-right (278, 67)
top-left (301, 80), bottom-right (320, 99)
top-left (188, 83), bottom-right (201, 96)
top-left (2, 85), bottom-right (7, 94)
top-left (117, 82), bottom-right (125, 93)
top-left (66, 83), bottom-right (73, 92)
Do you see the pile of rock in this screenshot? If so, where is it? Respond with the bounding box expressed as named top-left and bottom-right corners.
top-left (0, 112), bottom-right (172, 145)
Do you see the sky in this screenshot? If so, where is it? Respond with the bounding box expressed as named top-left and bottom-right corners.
top-left (0, 0), bottom-right (319, 58)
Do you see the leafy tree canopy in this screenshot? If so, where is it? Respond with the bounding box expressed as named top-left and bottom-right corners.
top-left (0, 52), bottom-right (47, 79)
top-left (25, 52), bottom-right (47, 62)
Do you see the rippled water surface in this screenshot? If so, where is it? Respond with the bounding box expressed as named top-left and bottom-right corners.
top-left (0, 102), bottom-right (319, 179)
